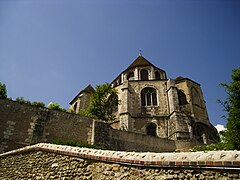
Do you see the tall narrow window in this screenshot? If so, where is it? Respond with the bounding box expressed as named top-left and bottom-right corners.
top-left (141, 87), bottom-right (157, 106)
top-left (127, 72), bottom-right (134, 80)
top-left (155, 71), bottom-right (160, 80)
top-left (108, 94), bottom-right (118, 114)
top-left (178, 90), bottom-right (187, 105)
top-left (140, 69), bottom-right (148, 80)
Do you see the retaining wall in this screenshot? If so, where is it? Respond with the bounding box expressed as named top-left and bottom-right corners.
top-left (94, 121), bottom-right (176, 152)
top-left (0, 99), bottom-right (94, 153)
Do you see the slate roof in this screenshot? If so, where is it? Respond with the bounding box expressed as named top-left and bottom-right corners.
top-left (110, 55), bottom-right (167, 85)
top-left (175, 76), bottom-right (200, 86)
top-left (69, 84), bottom-right (95, 105)
top-left (82, 84), bottom-right (95, 94)
top-left (126, 55), bottom-right (156, 70)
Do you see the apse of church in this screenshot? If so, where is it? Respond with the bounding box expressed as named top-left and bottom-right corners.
top-left (70, 55), bottom-right (219, 145)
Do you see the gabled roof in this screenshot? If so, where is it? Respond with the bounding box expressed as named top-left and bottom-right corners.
top-left (126, 55), bottom-right (156, 70)
top-left (69, 84), bottom-right (95, 105)
top-left (82, 84), bottom-right (95, 94)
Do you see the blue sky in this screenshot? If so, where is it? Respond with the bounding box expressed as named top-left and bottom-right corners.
top-left (0, 0), bottom-right (239, 127)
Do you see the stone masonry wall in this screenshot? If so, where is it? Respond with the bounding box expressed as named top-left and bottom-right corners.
top-left (94, 121), bottom-right (176, 152)
top-left (1, 151), bottom-right (238, 180)
top-left (0, 99), bottom-right (178, 153)
top-left (0, 99), bottom-right (94, 153)
top-left (1, 144), bottom-right (240, 179)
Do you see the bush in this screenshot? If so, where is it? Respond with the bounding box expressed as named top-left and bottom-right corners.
top-left (191, 142), bottom-right (231, 152)
top-left (31, 101), bottom-right (45, 107)
top-left (78, 110), bottom-right (96, 118)
top-left (48, 102), bottom-right (61, 110)
top-left (0, 82), bottom-right (7, 99)
top-left (48, 102), bottom-right (66, 111)
top-left (16, 97), bottom-right (31, 105)
top-left (52, 139), bottom-right (102, 149)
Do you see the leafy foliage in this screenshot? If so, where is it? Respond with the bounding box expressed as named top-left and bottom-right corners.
top-left (191, 142), bottom-right (231, 152)
top-left (88, 83), bottom-right (118, 121)
top-left (219, 67), bottom-right (240, 150)
top-left (16, 97), bottom-right (31, 105)
top-left (0, 82), bottom-right (7, 99)
top-left (31, 101), bottom-right (45, 107)
top-left (48, 102), bottom-right (65, 111)
top-left (52, 139), bottom-right (104, 149)
top-left (77, 109), bottom-right (95, 118)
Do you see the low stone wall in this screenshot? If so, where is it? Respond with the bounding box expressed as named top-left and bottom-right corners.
top-left (94, 121), bottom-right (176, 152)
top-left (1, 143), bottom-right (240, 179)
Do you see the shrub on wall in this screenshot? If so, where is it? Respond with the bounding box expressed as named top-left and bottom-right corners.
top-left (191, 142), bottom-right (231, 151)
top-left (31, 101), bottom-right (45, 107)
top-left (0, 82), bottom-right (7, 99)
top-left (52, 139), bottom-right (102, 149)
top-left (48, 102), bottom-right (66, 111)
top-left (16, 97), bottom-right (31, 105)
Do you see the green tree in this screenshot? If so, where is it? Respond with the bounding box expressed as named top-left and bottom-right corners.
top-left (0, 82), bottom-right (7, 99)
top-left (219, 67), bottom-right (240, 150)
top-left (88, 83), bottom-right (118, 121)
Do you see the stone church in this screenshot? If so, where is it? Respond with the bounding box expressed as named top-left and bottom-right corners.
top-left (70, 55), bottom-right (219, 145)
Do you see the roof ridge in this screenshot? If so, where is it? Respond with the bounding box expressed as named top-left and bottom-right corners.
top-left (126, 55), bottom-right (155, 70)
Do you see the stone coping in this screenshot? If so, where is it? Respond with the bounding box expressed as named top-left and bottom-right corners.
top-left (1, 143), bottom-right (240, 169)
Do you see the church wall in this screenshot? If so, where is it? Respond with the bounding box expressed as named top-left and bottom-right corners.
top-left (113, 77), bottom-right (216, 143)
top-left (175, 81), bottom-right (192, 113)
top-left (175, 80), bottom-right (209, 125)
top-left (75, 92), bottom-right (92, 113)
top-left (130, 117), bottom-right (169, 138)
top-left (126, 80), bottom-right (169, 117)
top-left (114, 79), bottom-right (171, 135)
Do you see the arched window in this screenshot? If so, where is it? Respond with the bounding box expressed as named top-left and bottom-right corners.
top-left (178, 90), bottom-right (187, 105)
top-left (191, 88), bottom-right (201, 106)
top-left (140, 69), bottom-right (149, 80)
top-left (141, 87), bottom-right (157, 106)
top-left (146, 123), bottom-right (157, 136)
top-left (155, 71), bottom-right (160, 80)
top-left (127, 72), bottom-right (134, 80)
top-left (108, 94), bottom-right (118, 114)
